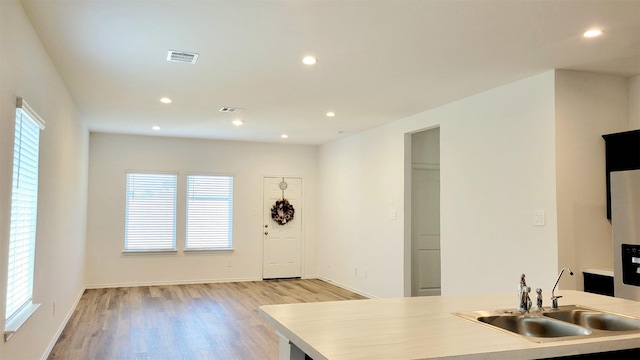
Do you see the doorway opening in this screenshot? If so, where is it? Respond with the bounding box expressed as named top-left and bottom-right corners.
top-left (409, 127), bottom-right (441, 296)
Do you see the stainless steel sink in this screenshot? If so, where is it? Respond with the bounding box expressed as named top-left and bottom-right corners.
top-left (543, 305), bottom-right (640, 332)
top-left (453, 305), bottom-right (640, 343)
top-left (478, 314), bottom-right (591, 338)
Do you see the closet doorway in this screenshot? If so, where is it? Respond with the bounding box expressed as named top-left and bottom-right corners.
top-left (411, 128), bottom-right (441, 296)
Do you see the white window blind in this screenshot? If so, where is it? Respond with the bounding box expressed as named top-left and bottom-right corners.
top-left (6, 98), bottom-right (45, 330)
top-left (124, 173), bottom-right (177, 251)
top-left (186, 175), bottom-right (233, 249)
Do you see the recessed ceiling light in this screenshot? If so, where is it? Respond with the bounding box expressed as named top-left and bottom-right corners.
top-left (281, 134), bottom-right (289, 139)
top-left (232, 119), bottom-right (244, 126)
top-left (302, 56), bottom-right (317, 65)
top-left (152, 126), bottom-right (161, 131)
top-left (326, 112), bottom-right (336, 117)
top-left (160, 97), bottom-right (172, 104)
top-left (583, 29), bottom-right (603, 38)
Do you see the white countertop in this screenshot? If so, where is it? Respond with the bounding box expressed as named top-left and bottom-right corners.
top-left (259, 290), bottom-right (640, 359)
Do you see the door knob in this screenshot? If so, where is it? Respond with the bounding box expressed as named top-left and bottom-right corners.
top-left (264, 231), bottom-right (269, 235)
top-left (264, 224), bottom-right (268, 228)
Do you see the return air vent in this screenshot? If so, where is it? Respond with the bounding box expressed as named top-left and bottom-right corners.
top-left (167, 50), bottom-right (199, 64)
top-left (219, 107), bottom-right (244, 113)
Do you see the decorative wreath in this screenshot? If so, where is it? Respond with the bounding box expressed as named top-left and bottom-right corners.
top-left (271, 199), bottom-right (295, 225)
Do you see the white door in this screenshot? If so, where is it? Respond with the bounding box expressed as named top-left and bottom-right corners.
top-left (412, 166), bottom-right (441, 296)
top-left (263, 177), bottom-right (302, 279)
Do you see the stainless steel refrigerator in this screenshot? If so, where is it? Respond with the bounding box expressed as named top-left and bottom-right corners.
top-left (611, 169), bottom-right (640, 300)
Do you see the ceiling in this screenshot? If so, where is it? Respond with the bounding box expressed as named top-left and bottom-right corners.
top-left (20, 0), bottom-right (640, 145)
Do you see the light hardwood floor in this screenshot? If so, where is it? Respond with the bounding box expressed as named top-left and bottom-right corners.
top-left (47, 279), bottom-right (364, 360)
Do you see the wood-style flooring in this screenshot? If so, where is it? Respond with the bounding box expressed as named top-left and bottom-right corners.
top-left (48, 279), bottom-right (365, 360)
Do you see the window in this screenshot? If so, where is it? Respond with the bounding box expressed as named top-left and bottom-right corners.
top-left (5, 98), bottom-right (45, 341)
top-left (186, 175), bottom-right (233, 250)
top-left (124, 172), bottom-right (177, 251)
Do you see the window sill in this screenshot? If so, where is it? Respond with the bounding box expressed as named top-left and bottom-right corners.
top-left (184, 248), bottom-right (235, 253)
top-left (122, 250), bottom-right (178, 255)
top-left (4, 302), bottom-right (40, 342)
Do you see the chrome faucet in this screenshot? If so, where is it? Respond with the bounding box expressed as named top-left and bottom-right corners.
top-left (550, 268), bottom-right (574, 310)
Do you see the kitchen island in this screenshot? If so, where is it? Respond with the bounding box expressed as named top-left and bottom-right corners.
top-left (259, 290), bottom-right (640, 359)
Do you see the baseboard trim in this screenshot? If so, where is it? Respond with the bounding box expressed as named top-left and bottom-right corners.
top-left (316, 276), bottom-right (377, 299)
top-left (41, 288), bottom-right (85, 360)
top-left (84, 276), bottom-right (263, 289)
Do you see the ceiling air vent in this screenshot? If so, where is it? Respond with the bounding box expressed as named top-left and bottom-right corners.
top-left (167, 50), bottom-right (199, 64)
top-left (219, 107), bottom-right (244, 113)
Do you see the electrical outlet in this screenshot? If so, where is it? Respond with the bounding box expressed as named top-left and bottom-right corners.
top-left (354, 267), bottom-right (358, 276)
top-left (227, 260), bottom-right (232, 267)
top-left (53, 301), bottom-right (56, 316)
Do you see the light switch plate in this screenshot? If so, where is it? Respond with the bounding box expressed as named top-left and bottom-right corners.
top-left (533, 210), bottom-right (545, 226)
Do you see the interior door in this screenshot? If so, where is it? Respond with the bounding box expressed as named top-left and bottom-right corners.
top-left (412, 166), bottom-right (441, 296)
top-left (263, 177), bottom-right (302, 279)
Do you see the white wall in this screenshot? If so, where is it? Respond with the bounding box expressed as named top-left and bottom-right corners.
top-left (0, 1), bottom-right (89, 359)
top-left (555, 70), bottom-right (629, 290)
top-left (86, 133), bottom-right (318, 287)
top-left (318, 128), bottom-right (406, 298)
top-left (319, 71), bottom-right (560, 298)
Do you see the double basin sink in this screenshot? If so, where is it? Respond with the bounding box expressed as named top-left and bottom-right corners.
top-left (453, 305), bottom-right (640, 343)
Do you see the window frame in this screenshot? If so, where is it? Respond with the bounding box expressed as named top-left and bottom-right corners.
top-left (4, 98), bottom-right (45, 342)
top-left (185, 174), bottom-right (234, 251)
top-left (123, 171), bottom-right (178, 253)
